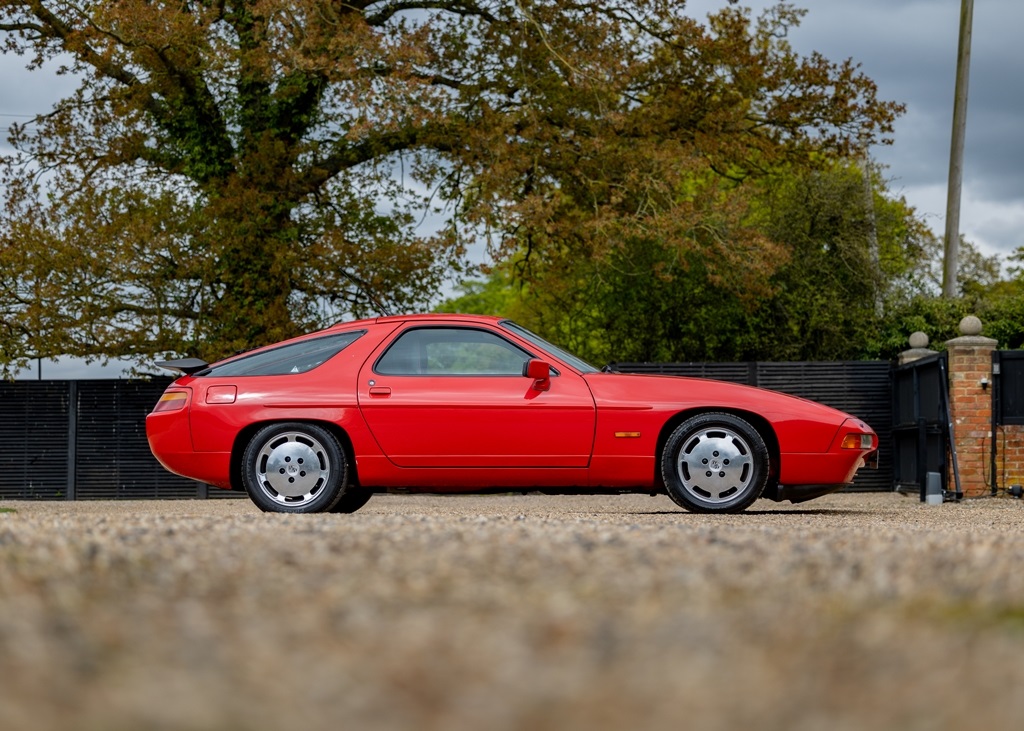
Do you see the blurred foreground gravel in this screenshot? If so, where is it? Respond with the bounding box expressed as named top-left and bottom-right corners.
top-left (3, 492), bottom-right (1024, 730)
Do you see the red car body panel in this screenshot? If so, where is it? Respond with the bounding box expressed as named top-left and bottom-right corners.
top-left (581, 372), bottom-right (867, 487)
top-left (146, 314), bottom-right (877, 501)
top-left (146, 387), bottom-right (232, 489)
top-left (356, 374), bottom-right (597, 468)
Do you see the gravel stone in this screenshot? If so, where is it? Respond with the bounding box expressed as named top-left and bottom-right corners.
top-left (2, 492), bottom-right (1024, 730)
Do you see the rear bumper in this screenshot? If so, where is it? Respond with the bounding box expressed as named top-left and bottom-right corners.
top-left (146, 411), bottom-right (233, 489)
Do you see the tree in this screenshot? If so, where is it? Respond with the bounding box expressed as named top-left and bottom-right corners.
top-left (445, 3), bottom-right (903, 362)
top-left (739, 161), bottom-right (931, 361)
top-left (444, 161), bottom-right (935, 364)
top-left (0, 0), bottom-right (470, 369)
top-left (0, 1), bottom-right (902, 373)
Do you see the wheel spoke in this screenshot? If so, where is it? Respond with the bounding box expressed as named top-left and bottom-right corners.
top-left (242, 423), bottom-right (348, 513)
top-left (678, 428), bottom-right (754, 504)
top-left (256, 432), bottom-right (331, 506)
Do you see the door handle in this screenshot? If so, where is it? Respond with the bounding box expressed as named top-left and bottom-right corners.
top-left (368, 386), bottom-right (392, 396)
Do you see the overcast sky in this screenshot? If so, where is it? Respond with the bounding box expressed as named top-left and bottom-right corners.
top-left (2, 0), bottom-right (1021, 377)
top-left (686, 0), bottom-right (1024, 261)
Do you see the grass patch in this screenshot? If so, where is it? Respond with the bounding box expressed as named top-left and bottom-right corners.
top-left (0, 507), bottom-right (15, 514)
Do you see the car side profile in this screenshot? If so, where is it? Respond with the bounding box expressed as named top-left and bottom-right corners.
top-left (147, 314), bottom-right (877, 514)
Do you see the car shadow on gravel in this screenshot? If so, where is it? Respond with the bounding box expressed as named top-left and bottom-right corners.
top-left (627, 509), bottom-right (873, 516)
top-left (744, 508), bottom-right (874, 516)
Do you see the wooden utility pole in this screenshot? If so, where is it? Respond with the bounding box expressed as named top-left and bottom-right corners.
top-left (942, 0), bottom-right (974, 298)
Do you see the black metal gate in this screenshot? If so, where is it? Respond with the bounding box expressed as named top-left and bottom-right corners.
top-left (993, 351), bottom-right (1024, 426)
top-left (0, 379), bottom-right (226, 500)
top-left (990, 350), bottom-right (1024, 495)
top-left (892, 353), bottom-right (960, 499)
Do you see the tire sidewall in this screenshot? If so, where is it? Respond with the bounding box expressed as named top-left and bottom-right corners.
top-left (661, 412), bottom-right (769, 514)
top-left (242, 422), bottom-right (347, 513)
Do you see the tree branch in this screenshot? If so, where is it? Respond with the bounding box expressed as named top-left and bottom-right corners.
top-left (364, 0), bottom-right (499, 27)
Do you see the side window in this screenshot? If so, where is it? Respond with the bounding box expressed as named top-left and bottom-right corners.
top-left (376, 327), bottom-right (532, 376)
top-left (202, 331), bottom-right (364, 376)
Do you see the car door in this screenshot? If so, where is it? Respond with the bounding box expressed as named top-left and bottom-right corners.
top-left (357, 325), bottom-right (596, 467)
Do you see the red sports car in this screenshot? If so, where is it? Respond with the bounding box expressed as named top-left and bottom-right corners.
top-left (147, 313), bottom-right (877, 514)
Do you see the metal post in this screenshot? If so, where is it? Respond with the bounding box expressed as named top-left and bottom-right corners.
top-left (917, 417), bottom-right (928, 502)
top-left (913, 366), bottom-right (927, 501)
top-left (938, 356), bottom-right (963, 500)
top-left (991, 352), bottom-right (1000, 495)
top-left (66, 381), bottom-right (77, 501)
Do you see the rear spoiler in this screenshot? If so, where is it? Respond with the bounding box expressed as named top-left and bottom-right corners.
top-left (155, 358), bottom-right (209, 376)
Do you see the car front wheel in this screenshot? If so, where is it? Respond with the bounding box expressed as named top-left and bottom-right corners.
top-left (242, 422), bottom-right (348, 513)
top-left (661, 412), bottom-right (769, 514)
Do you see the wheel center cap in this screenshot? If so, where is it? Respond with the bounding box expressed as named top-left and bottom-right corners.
top-left (710, 459), bottom-right (721, 470)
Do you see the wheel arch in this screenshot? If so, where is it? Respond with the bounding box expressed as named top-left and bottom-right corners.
top-left (229, 419), bottom-right (360, 492)
top-left (654, 408), bottom-right (780, 490)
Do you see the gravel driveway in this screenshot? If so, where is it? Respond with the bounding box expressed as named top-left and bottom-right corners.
top-left (2, 492), bottom-right (1024, 731)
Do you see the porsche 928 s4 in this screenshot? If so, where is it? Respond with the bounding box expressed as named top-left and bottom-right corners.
top-left (147, 314), bottom-right (877, 514)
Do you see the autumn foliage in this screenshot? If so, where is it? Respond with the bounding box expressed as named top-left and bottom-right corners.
top-left (0, 1), bottom-right (902, 370)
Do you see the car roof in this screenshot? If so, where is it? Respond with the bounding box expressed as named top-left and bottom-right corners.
top-left (329, 313), bottom-right (505, 330)
top-left (200, 314), bottom-right (508, 371)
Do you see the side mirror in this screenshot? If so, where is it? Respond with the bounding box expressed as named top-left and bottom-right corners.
top-left (523, 359), bottom-right (551, 391)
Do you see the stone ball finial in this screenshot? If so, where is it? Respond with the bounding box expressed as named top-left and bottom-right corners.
top-left (959, 315), bottom-right (983, 337)
top-left (908, 331), bottom-right (929, 349)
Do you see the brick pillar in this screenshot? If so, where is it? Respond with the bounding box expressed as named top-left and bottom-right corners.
top-left (946, 316), bottom-right (997, 497)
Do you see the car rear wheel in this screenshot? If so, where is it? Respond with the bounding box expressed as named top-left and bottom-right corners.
top-left (662, 412), bottom-right (769, 514)
top-left (242, 422), bottom-right (348, 513)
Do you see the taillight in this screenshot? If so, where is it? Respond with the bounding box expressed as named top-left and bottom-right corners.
top-left (153, 390), bottom-right (188, 413)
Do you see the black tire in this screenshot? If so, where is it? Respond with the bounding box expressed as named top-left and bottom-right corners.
top-left (241, 422), bottom-right (348, 513)
top-left (328, 488), bottom-right (373, 514)
top-left (661, 412), bottom-right (769, 514)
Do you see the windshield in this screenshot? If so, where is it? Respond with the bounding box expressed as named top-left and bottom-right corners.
top-left (500, 321), bottom-right (599, 373)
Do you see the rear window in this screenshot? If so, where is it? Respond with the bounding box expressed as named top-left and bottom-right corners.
top-left (200, 331), bottom-right (364, 377)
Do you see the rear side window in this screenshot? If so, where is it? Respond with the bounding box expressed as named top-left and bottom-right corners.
top-left (202, 331), bottom-right (364, 376)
